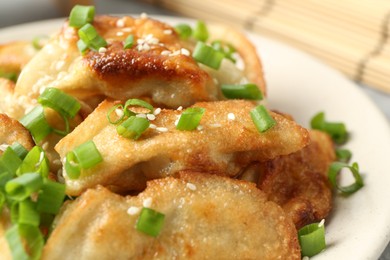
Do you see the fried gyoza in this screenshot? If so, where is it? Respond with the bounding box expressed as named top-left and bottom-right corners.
top-left (257, 130), bottom-right (335, 229)
top-left (55, 100), bottom-right (310, 196)
top-left (0, 113), bottom-right (34, 156)
top-left (42, 173), bottom-right (301, 260)
top-left (14, 15), bottom-right (264, 109)
top-left (0, 41), bottom-right (37, 75)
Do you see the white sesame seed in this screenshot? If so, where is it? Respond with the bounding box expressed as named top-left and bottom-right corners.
top-left (41, 142), bottom-right (49, 150)
top-left (0, 144), bottom-right (9, 152)
top-left (140, 12), bottom-right (148, 19)
top-left (209, 123), bottom-right (222, 128)
top-left (169, 50), bottom-right (181, 56)
top-left (122, 27), bottom-right (132, 32)
top-left (177, 106), bottom-right (183, 111)
top-left (161, 50), bottom-right (171, 56)
top-left (197, 125), bottom-right (203, 131)
top-left (181, 48), bottom-right (190, 56)
top-left (156, 127), bottom-right (168, 132)
top-left (186, 182), bottom-right (197, 191)
top-left (137, 39), bottom-right (145, 45)
top-left (53, 159), bottom-right (62, 166)
top-left (127, 206), bottom-right (141, 215)
top-left (98, 47), bottom-right (107, 53)
top-left (116, 19), bottom-right (125, 27)
top-left (163, 29), bottom-right (172, 35)
top-left (318, 219), bottom-right (325, 227)
top-left (153, 108), bottom-right (161, 115)
top-left (227, 113), bottom-right (236, 120)
top-left (115, 108), bottom-right (124, 118)
top-left (142, 43), bottom-right (150, 51)
top-left (147, 114), bottom-right (156, 121)
top-left (149, 123), bottom-right (157, 129)
top-left (116, 31), bottom-right (124, 37)
top-left (302, 256), bottom-right (310, 260)
top-left (136, 113), bottom-right (147, 118)
top-left (143, 197), bottom-right (153, 207)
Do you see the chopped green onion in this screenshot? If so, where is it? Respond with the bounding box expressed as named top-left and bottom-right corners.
top-left (0, 147), bottom-right (23, 176)
top-left (65, 140), bottom-right (103, 179)
top-left (124, 99), bottom-right (154, 114)
top-left (250, 105), bottom-right (276, 133)
top-left (17, 146), bottom-right (49, 178)
top-left (0, 70), bottom-right (18, 82)
top-left (221, 83), bottom-right (263, 100)
top-left (192, 41), bottom-right (225, 70)
top-left (10, 142), bottom-right (29, 160)
top-left (298, 221), bottom-right (326, 257)
top-left (211, 40), bottom-right (236, 63)
top-left (78, 23), bottom-right (107, 51)
top-left (311, 112), bottom-right (348, 144)
top-left (124, 35), bottom-right (134, 49)
top-left (19, 106), bottom-right (52, 143)
top-left (15, 199), bottom-right (40, 227)
top-left (0, 171), bottom-right (13, 189)
top-left (38, 88), bottom-right (81, 119)
top-left (106, 104), bottom-right (125, 124)
top-left (174, 24), bottom-right (192, 39)
top-left (37, 180), bottom-right (66, 214)
top-left (5, 225), bottom-right (30, 260)
top-left (19, 224), bottom-right (44, 260)
top-left (336, 148), bottom-right (352, 162)
top-left (32, 35), bottom-right (48, 50)
top-left (117, 116), bottom-right (150, 140)
top-left (69, 5), bottom-right (95, 28)
top-left (192, 20), bottom-right (209, 42)
top-left (136, 207), bottom-right (165, 237)
top-left (176, 107), bottom-right (205, 131)
top-left (77, 39), bottom-right (89, 54)
top-left (328, 161), bottom-right (364, 195)
top-left (0, 191), bottom-right (5, 211)
top-left (5, 173), bottom-right (43, 201)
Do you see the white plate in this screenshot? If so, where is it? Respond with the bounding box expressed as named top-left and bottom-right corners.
top-left (1, 16), bottom-right (390, 260)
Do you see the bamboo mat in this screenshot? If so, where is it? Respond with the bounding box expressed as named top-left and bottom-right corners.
top-left (143, 0), bottom-right (390, 94)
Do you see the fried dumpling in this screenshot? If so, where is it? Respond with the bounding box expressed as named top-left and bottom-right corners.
top-left (42, 173), bottom-right (301, 260)
top-left (15, 15), bottom-right (264, 109)
top-left (55, 99), bottom-right (309, 195)
top-left (257, 130), bottom-right (335, 229)
top-left (0, 41), bottom-right (38, 75)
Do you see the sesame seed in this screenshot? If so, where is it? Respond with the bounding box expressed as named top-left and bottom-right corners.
top-left (0, 144), bottom-right (9, 152)
top-left (142, 43), bottom-right (150, 51)
top-left (227, 113), bottom-right (236, 120)
top-left (122, 27), bottom-right (132, 32)
top-left (161, 50), bottom-right (171, 56)
top-left (116, 31), bottom-right (124, 37)
top-left (53, 159), bottom-right (62, 166)
top-left (98, 47), bottom-right (107, 53)
top-left (210, 123), bottom-right (222, 128)
top-left (156, 127), bottom-right (168, 132)
top-left (147, 114), bottom-right (156, 121)
top-left (177, 106), bottom-right (183, 111)
top-left (115, 108), bottom-right (124, 118)
top-left (181, 48), bottom-right (190, 56)
top-left (149, 123), bottom-right (157, 129)
top-left (140, 13), bottom-right (148, 19)
top-left (143, 197), bottom-right (153, 207)
top-left (41, 142), bottom-right (49, 150)
top-left (153, 108), bottom-right (161, 115)
top-left (302, 257), bottom-right (310, 260)
top-left (169, 50), bottom-right (181, 56)
top-left (186, 183), bottom-right (197, 191)
top-left (136, 113), bottom-right (147, 118)
top-left (127, 206), bottom-right (141, 215)
top-left (163, 29), bottom-right (172, 35)
top-left (318, 219), bottom-right (325, 227)
top-left (116, 19), bottom-right (125, 27)
top-left (197, 125), bottom-right (203, 131)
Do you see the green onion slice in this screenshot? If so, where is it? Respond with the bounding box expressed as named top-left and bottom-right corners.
top-left (298, 221), bottom-right (326, 257)
top-left (328, 161), bottom-right (364, 195)
top-left (117, 116), bottom-right (150, 140)
top-left (19, 106), bottom-right (53, 143)
top-left (65, 140), bottom-right (103, 179)
top-left (10, 142), bottom-right (29, 160)
top-left (15, 199), bottom-right (40, 227)
top-left (124, 99), bottom-right (154, 114)
top-left (17, 146), bottom-right (49, 178)
top-left (5, 225), bottom-right (30, 260)
top-left (311, 112), bottom-right (348, 144)
top-left (37, 180), bottom-right (66, 215)
top-left (69, 5), bottom-right (95, 28)
top-left (38, 88), bottom-right (81, 119)
top-left (0, 70), bottom-right (18, 82)
top-left (77, 39), bottom-right (89, 54)
top-left (174, 24), bottom-right (192, 39)
top-left (0, 191), bottom-right (5, 211)
top-left (5, 173), bottom-right (43, 201)
top-left (192, 20), bottom-right (209, 42)
top-left (32, 35), bottom-right (48, 50)
top-left (124, 35), bottom-right (134, 49)
top-left (192, 41), bottom-right (225, 70)
top-left (250, 105), bottom-right (276, 133)
top-left (78, 23), bottom-right (107, 51)
top-left (336, 148), bottom-right (352, 162)
top-left (211, 40), bottom-right (236, 63)
top-left (221, 83), bottom-right (263, 100)
top-left (107, 104), bottom-right (125, 124)
top-left (176, 107), bottom-right (205, 131)
top-left (0, 147), bottom-right (23, 176)
top-left (136, 207), bottom-right (165, 237)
